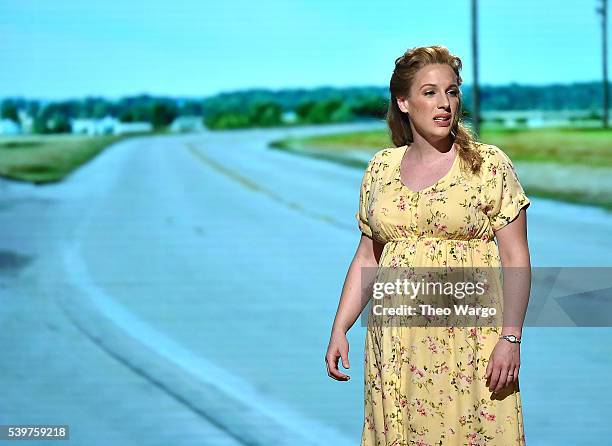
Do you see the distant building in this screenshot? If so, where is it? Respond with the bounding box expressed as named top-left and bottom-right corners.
top-left (71, 118), bottom-right (96, 135)
top-left (71, 116), bottom-right (117, 135)
top-left (71, 116), bottom-right (152, 135)
top-left (526, 114), bottom-right (545, 128)
top-left (170, 116), bottom-right (205, 133)
top-left (281, 110), bottom-right (297, 124)
top-left (0, 119), bottom-right (21, 135)
top-left (482, 110), bottom-right (584, 128)
top-left (17, 110), bottom-right (33, 134)
top-left (113, 121), bottom-right (153, 135)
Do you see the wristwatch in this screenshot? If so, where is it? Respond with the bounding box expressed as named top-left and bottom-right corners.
top-left (499, 334), bottom-right (521, 344)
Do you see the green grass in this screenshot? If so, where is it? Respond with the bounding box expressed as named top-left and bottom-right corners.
top-left (0, 133), bottom-right (139, 183)
top-left (483, 127), bottom-right (612, 167)
top-left (273, 126), bottom-right (612, 168)
top-left (279, 129), bottom-right (391, 152)
top-left (521, 186), bottom-right (612, 212)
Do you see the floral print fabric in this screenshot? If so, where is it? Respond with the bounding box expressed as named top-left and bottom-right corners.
top-left (356, 143), bottom-right (530, 445)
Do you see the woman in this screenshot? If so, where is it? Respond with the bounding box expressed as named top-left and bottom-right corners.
top-left (325, 45), bottom-right (530, 445)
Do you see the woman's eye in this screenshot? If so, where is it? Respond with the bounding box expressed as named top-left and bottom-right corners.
top-left (425, 90), bottom-right (458, 96)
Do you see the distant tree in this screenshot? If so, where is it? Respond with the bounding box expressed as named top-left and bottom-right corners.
top-left (80, 97), bottom-right (98, 118)
top-left (47, 113), bottom-right (71, 133)
top-left (119, 104), bottom-right (151, 123)
top-left (316, 99), bottom-right (344, 123)
top-left (351, 96), bottom-right (388, 118)
top-left (1, 100), bottom-right (20, 122)
top-left (586, 110), bottom-right (602, 120)
top-left (248, 101), bottom-right (282, 126)
top-left (119, 109), bottom-right (136, 122)
top-left (36, 103), bottom-right (73, 133)
top-left (92, 100), bottom-right (113, 118)
top-left (329, 102), bottom-right (354, 122)
top-left (32, 116), bottom-right (47, 134)
top-left (27, 101), bottom-right (40, 119)
top-left (151, 102), bottom-right (178, 129)
top-left (515, 117), bottom-right (528, 126)
top-left (295, 98), bottom-right (346, 123)
top-left (295, 101), bottom-right (316, 122)
top-left (179, 101), bottom-right (204, 116)
top-left (204, 111), bottom-right (250, 129)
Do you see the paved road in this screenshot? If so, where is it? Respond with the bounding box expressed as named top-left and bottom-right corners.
top-left (1, 122), bottom-right (611, 445)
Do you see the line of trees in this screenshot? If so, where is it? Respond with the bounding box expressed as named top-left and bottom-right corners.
top-left (0, 96), bottom-right (188, 134)
top-left (1, 81), bottom-right (610, 133)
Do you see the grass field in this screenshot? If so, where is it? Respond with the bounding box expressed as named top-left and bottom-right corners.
top-left (0, 134), bottom-right (137, 183)
top-left (272, 126), bottom-right (612, 167)
top-left (270, 126), bottom-right (612, 211)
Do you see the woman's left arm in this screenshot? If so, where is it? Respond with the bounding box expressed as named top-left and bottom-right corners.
top-left (486, 207), bottom-right (531, 395)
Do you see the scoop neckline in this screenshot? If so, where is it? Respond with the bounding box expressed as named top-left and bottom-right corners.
top-left (396, 144), bottom-right (459, 194)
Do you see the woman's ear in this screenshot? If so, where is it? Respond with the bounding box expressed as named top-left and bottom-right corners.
top-left (396, 96), bottom-right (410, 114)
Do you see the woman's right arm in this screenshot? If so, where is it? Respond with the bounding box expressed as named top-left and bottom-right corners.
top-left (325, 234), bottom-right (384, 381)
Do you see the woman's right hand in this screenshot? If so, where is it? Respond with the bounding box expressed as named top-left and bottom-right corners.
top-left (325, 330), bottom-right (351, 381)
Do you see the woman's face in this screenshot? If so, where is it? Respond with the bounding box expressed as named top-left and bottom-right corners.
top-left (396, 63), bottom-right (460, 142)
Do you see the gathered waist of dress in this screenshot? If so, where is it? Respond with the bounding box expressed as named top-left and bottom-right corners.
top-left (386, 235), bottom-right (495, 244)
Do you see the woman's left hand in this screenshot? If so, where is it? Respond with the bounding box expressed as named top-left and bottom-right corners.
top-left (485, 339), bottom-right (520, 394)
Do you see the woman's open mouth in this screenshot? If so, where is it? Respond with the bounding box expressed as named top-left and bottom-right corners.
top-left (433, 114), bottom-right (452, 127)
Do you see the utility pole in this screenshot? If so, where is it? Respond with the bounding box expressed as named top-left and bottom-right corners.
top-left (471, 0), bottom-right (481, 138)
top-left (597, 0), bottom-right (609, 128)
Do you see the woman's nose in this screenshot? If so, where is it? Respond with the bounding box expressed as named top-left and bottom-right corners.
top-left (438, 97), bottom-right (450, 108)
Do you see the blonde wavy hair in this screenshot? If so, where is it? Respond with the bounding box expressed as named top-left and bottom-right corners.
top-left (386, 45), bottom-right (483, 174)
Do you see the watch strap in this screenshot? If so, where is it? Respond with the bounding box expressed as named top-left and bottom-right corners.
top-left (499, 334), bottom-right (521, 344)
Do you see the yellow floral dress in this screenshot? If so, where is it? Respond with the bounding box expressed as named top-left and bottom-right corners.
top-left (356, 143), bottom-right (530, 446)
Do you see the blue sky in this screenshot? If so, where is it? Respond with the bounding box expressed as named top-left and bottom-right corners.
top-left (0, 0), bottom-right (608, 100)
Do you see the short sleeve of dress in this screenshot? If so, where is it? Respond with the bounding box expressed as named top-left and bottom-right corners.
top-left (356, 156), bottom-right (376, 238)
top-left (484, 146), bottom-right (531, 231)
